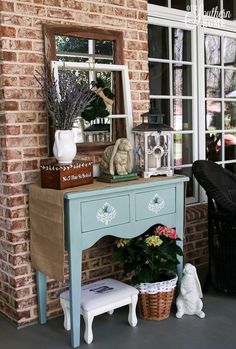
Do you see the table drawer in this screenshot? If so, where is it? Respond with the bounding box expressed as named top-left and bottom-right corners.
top-left (81, 195), bottom-right (130, 232)
top-left (135, 187), bottom-right (175, 221)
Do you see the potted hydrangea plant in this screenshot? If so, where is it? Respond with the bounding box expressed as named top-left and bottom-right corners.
top-left (113, 224), bottom-right (183, 320)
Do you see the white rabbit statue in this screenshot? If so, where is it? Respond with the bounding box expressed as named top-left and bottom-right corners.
top-left (176, 263), bottom-right (205, 319)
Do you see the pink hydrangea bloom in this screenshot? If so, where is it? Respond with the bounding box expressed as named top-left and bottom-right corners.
top-left (154, 225), bottom-right (178, 240)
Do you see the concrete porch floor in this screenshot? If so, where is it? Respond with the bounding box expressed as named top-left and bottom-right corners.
top-left (1, 288), bottom-right (236, 349)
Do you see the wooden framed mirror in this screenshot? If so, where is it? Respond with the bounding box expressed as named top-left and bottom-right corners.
top-left (43, 24), bottom-right (129, 156)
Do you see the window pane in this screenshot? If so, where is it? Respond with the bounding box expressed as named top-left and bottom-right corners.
top-left (224, 70), bottom-right (236, 98)
top-left (95, 40), bottom-right (113, 56)
top-left (204, 0), bottom-right (220, 13)
top-left (95, 58), bottom-right (113, 64)
top-left (173, 133), bottom-right (193, 166)
top-left (150, 99), bottom-right (170, 125)
top-left (205, 35), bottom-right (221, 65)
top-left (149, 62), bottom-right (170, 95)
top-left (224, 132), bottom-right (236, 160)
top-left (206, 133), bottom-right (222, 161)
top-left (206, 101), bottom-right (222, 130)
top-left (148, 0), bottom-right (191, 9)
top-left (58, 69), bottom-right (89, 87)
top-left (56, 35), bottom-right (88, 54)
top-left (57, 56), bottom-right (87, 62)
top-left (171, 0), bottom-right (190, 11)
top-left (205, 68), bottom-right (221, 97)
top-left (173, 64), bottom-right (192, 96)
top-left (173, 99), bottom-right (192, 130)
top-left (223, 1), bottom-right (236, 21)
top-left (172, 28), bottom-right (191, 62)
top-left (225, 102), bottom-right (236, 129)
top-left (224, 37), bottom-right (236, 66)
top-left (148, 25), bottom-right (169, 59)
top-left (148, 0), bottom-right (168, 6)
top-left (174, 167), bottom-right (193, 197)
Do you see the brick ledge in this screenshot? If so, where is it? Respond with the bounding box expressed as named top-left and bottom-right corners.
top-left (186, 203), bottom-right (207, 222)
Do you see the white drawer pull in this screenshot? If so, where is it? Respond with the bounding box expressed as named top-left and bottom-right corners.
top-left (148, 194), bottom-right (165, 214)
top-left (96, 202), bottom-right (117, 225)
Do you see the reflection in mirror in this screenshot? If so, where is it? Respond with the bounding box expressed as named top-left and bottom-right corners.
top-left (55, 35), bottom-right (115, 144)
top-left (55, 35), bottom-right (114, 63)
top-left (51, 61), bottom-right (133, 148)
top-left (43, 25), bottom-right (125, 154)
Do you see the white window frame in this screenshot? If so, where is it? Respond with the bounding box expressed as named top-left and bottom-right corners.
top-left (51, 61), bottom-right (133, 146)
top-left (148, 15), bottom-right (198, 204)
top-left (148, 1), bottom-right (197, 22)
top-left (148, 0), bottom-right (236, 205)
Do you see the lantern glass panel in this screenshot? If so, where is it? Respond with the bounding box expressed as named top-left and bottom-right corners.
top-left (135, 133), bottom-right (146, 170)
top-left (147, 133), bottom-right (171, 170)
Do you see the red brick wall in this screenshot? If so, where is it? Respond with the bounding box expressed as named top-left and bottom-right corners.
top-left (185, 204), bottom-right (208, 268)
top-left (0, 0), bottom-right (208, 326)
top-left (0, 0), bottom-right (149, 325)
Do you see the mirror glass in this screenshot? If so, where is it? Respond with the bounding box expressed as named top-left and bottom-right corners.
top-left (44, 25), bottom-right (126, 154)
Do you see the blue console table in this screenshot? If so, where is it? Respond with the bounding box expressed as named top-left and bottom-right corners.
top-left (31, 175), bottom-right (188, 348)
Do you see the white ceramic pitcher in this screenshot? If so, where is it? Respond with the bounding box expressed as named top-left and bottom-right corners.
top-left (53, 130), bottom-right (77, 164)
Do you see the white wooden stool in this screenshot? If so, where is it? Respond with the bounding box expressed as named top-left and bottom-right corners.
top-left (60, 278), bottom-right (139, 344)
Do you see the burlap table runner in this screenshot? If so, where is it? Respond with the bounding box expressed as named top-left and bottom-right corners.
top-left (29, 180), bottom-right (138, 281)
top-left (29, 183), bottom-right (66, 281)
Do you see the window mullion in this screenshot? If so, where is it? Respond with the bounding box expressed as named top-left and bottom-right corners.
top-left (169, 26), bottom-right (173, 130)
top-left (88, 39), bottom-right (95, 82)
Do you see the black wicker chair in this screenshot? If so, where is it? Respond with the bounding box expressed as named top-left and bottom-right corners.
top-left (192, 160), bottom-right (236, 292)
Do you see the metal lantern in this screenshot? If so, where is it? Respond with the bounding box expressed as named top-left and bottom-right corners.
top-left (133, 110), bottom-right (173, 178)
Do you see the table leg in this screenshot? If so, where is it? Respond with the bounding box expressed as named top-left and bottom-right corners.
top-left (69, 248), bottom-right (82, 348)
top-left (176, 183), bottom-right (185, 280)
top-left (36, 271), bottom-right (47, 324)
top-left (67, 200), bottom-right (82, 348)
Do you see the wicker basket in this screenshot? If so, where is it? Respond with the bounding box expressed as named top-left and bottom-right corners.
top-left (137, 274), bottom-right (178, 320)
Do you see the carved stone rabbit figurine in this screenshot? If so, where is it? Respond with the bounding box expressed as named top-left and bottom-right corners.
top-left (176, 263), bottom-right (205, 319)
top-left (100, 138), bottom-right (132, 176)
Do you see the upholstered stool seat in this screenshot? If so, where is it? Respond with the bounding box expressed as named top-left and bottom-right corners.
top-left (60, 278), bottom-right (139, 344)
